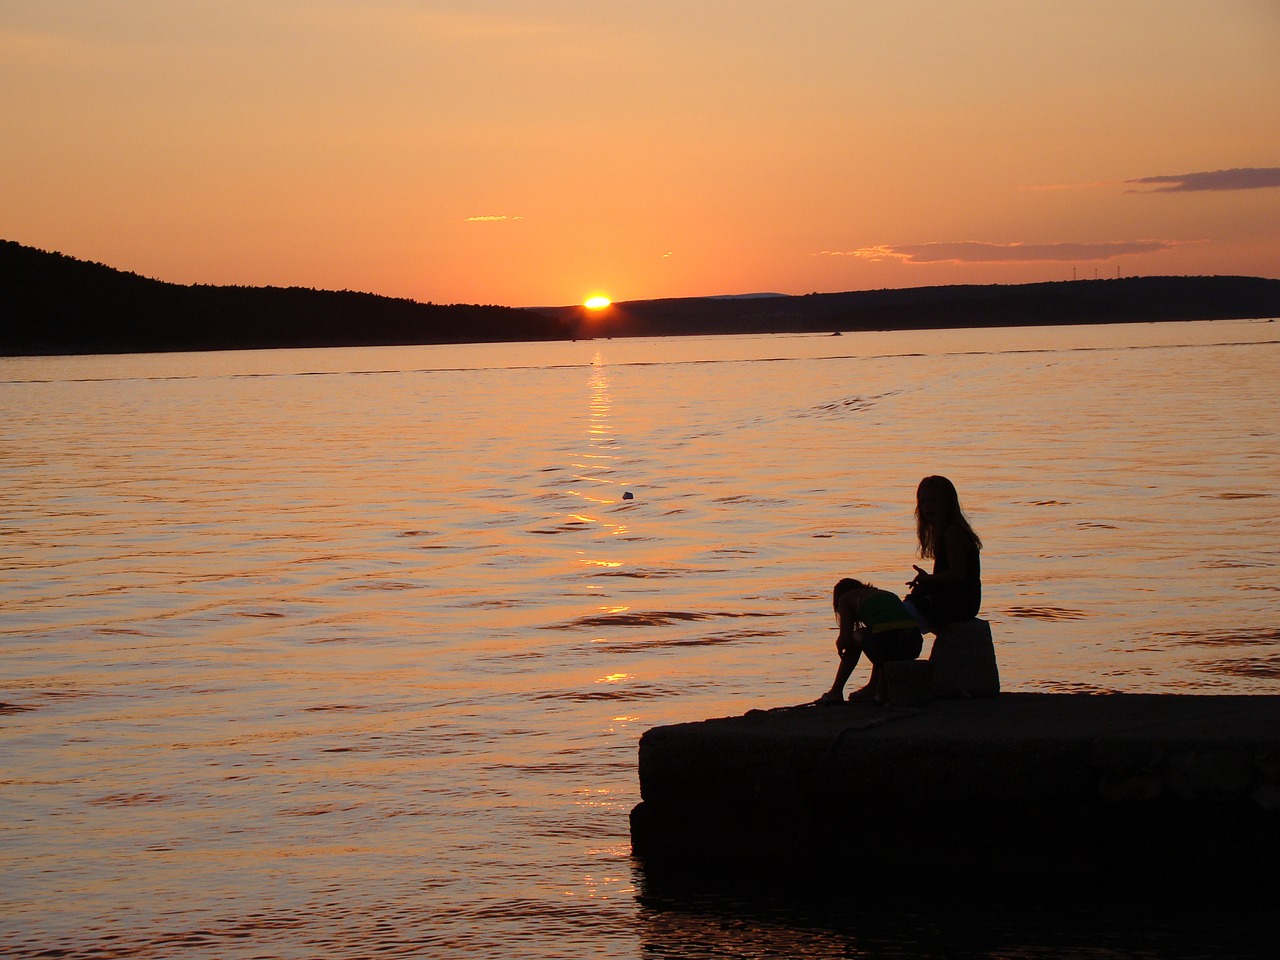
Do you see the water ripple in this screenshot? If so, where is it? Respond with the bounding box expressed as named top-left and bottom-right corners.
top-left (546, 610), bottom-right (785, 630)
top-left (1004, 605), bottom-right (1089, 621)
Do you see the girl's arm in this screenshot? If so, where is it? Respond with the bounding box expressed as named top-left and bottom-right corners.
top-left (834, 590), bottom-right (865, 654)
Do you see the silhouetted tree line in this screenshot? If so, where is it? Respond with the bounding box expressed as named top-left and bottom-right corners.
top-left (6, 239), bottom-right (1279, 354)
top-left (1, 240), bottom-right (572, 355)
top-left (542, 276), bottom-right (1280, 338)
top-left (821, 277), bottom-right (1280, 332)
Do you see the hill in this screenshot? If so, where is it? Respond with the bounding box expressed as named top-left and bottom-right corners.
top-left (542, 276), bottom-right (1280, 338)
top-left (1, 240), bottom-right (572, 355)
top-left (4, 239), bottom-right (1279, 355)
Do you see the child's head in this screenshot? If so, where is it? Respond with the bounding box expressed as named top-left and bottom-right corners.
top-left (833, 577), bottom-right (872, 612)
top-left (915, 475), bottom-right (981, 557)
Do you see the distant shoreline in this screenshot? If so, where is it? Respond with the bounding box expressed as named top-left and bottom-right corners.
top-left (543, 275), bottom-right (1280, 340)
top-left (5, 239), bottom-right (1279, 356)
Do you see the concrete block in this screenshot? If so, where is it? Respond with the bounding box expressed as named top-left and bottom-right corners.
top-left (883, 659), bottom-right (934, 707)
top-left (632, 693), bottom-right (1280, 882)
top-left (929, 618), bottom-right (1000, 698)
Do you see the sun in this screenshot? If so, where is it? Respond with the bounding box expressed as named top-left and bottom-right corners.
top-left (583, 295), bottom-right (612, 310)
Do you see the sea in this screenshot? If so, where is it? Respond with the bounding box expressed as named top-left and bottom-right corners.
top-left (3, 319), bottom-right (1278, 959)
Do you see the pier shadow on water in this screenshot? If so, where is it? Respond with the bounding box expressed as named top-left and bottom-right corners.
top-left (632, 859), bottom-right (1278, 959)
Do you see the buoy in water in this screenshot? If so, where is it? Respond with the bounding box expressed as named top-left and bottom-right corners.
top-left (622, 491), bottom-right (634, 500)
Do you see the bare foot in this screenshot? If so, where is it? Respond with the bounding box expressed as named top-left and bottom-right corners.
top-left (847, 684), bottom-right (876, 701)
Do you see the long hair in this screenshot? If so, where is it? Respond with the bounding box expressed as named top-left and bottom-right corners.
top-left (915, 475), bottom-right (982, 559)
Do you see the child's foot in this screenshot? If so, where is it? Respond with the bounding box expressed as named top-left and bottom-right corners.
top-left (873, 678), bottom-right (889, 705)
top-left (847, 684), bottom-right (876, 701)
top-left (816, 690), bottom-right (844, 705)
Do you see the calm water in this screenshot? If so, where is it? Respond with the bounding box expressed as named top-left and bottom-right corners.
top-left (3, 320), bottom-right (1278, 958)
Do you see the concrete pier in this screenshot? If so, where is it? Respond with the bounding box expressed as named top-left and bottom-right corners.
top-left (630, 694), bottom-right (1280, 883)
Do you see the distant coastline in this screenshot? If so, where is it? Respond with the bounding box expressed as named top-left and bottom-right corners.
top-left (1, 240), bottom-right (572, 357)
top-left (4, 239), bottom-right (1279, 356)
top-left (542, 275), bottom-right (1280, 340)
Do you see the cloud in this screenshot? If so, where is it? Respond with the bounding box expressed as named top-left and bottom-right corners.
top-left (1023, 167), bottom-right (1280, 193)
top-left (298, 9), bottom-right (567, 45)
top-left (1019, 180), bottom-right (1113, 192)
top-left (0, 27), bottom-right (118, 68)
top-left (821, 240), bottom-right (1184, 264)
top-left (1125, 167), bottom-right (1280, 193)
top-left (465, 215), bottom-right (524, 222)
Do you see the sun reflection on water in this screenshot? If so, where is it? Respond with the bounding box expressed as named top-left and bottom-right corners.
top-left (566, 356), bottom-right (632, 557)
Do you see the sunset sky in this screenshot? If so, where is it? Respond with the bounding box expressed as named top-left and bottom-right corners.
top-left (3, 1), bottom-right (1278, 307)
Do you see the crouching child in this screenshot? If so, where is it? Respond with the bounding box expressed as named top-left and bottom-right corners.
top-left (818, 577), bottom-right (923, 705)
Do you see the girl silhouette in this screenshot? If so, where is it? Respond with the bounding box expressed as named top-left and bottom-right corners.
top-left (904, 475), bottom-right (982, 633)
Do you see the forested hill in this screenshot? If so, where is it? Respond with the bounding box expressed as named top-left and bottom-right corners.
top-left (5, 239), bottom-right (1280, 356)
top-left (1, 240), bottom-right (572, 355)
top-left (541, 275), bottom-right (1280, 338)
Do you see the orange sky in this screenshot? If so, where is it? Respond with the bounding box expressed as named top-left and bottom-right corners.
top-left (3, 1), bottom-right (1278, 307)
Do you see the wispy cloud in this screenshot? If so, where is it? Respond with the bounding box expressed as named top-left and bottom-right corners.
top-left (465, 215), bottom-right (524, 222)
top-left (1124, 167), bottom-right (1280, 193)
top-left (1019, 180), bottom-right (1113, 192)
top-left (1023, 166), bottom-right (1280, 193)
top-left (297, 9), bottom-right (568, 45)
top-left (821, 240), bottom-right (1183, 264)
top-left (0, 26), bottom-right (122, 68)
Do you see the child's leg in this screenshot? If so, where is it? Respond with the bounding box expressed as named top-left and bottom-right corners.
top-left (849, 664), bottom-right (880, 700)
top-left (872, 664), bottom-right (889, 704)
top-left (903, 596), bottom-right (936, 634)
